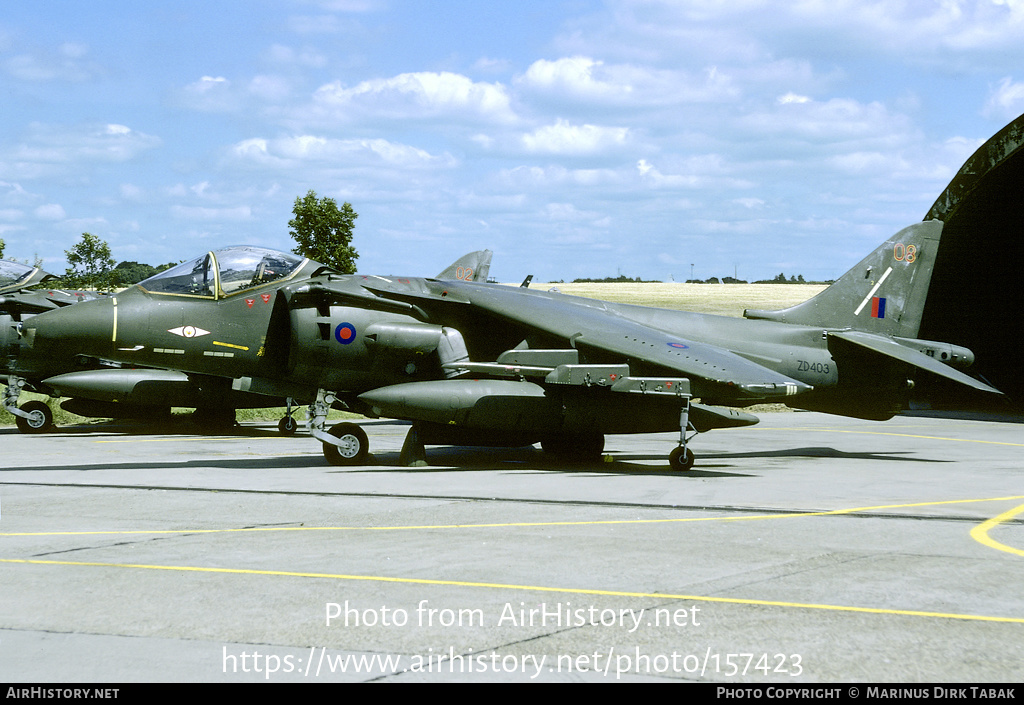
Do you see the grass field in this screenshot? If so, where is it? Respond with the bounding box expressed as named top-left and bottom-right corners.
top-left (2, 283), bottom-right (825, 426)
top-left (519, 282), bottom-right (826, 318)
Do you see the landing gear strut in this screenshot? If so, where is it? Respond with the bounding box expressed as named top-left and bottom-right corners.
top-left (308, 389), bottom-right (372, 466)
top-left (277, 397), bottom-right (299, 435)
top-left (4, 377), bottom-right (56, 434)
top-left (669, 399), bottom-right (697, 470)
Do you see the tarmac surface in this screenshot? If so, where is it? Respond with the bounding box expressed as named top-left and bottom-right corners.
top-left (1, 411), bottom-right (1022, 683)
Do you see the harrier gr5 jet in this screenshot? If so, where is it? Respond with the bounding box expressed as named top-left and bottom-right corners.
top-left (6, 245), bottom-right (494, 446)
top-left (1, 260), bottom-right (104, 432)
top-left (10, 221), bottom-right (1000, 469)
top-left (349, 219), bottom-right (1001, 469)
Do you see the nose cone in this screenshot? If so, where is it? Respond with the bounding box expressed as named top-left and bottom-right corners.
top-left (17, 297), bottom-right (116, 377)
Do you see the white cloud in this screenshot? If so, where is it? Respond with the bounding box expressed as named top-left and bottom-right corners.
top-left (179, 76), bottom-right (239, 112)
top-left (498, 165), bottom-right (624, 189)
top-left (2, 42), bottom-right (99, 82)
top-left (170, 205), bottom-right (253, 221)
top-left (519, 57), bottom-right (629, 102)
top-left (310, 72), bottom-right (517, 125)
top-left (228, 135), bottom-right (456, 170)
top-left (737, 98), bottom-right (915, 148)
top-left (778, 92), bottom-right (812, 105)
top-left (34, 203), bottom-right (66, 220)
top-left (984, 76), bottom-right (1024, 119)
top-left (265, 44), bottom-right (328, 68)
top-left (2, 123), bottom-right (161, 179)
top-left (249, 75), bottom-right (294, 102)
top-left (522, 119), bottom-right (630, 155)
top-left (517, 56), bottom-right (739, 108)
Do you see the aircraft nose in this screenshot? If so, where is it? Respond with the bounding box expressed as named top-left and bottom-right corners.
top-left (19, 297), bottom-right (116, 372)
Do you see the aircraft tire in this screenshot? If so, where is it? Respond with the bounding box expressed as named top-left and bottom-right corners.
top-left (16, 400), bottom-right (54, 434)
top-left (278, 416), bottom-right (298, 435)
top-left (323, 423), bottom-right (369, 466)
top-left (669, 446), bottom-right (695, 471)
top-left (541, 433), bottom-right (604, 461)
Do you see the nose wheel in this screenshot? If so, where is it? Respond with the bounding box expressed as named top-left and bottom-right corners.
top-left (322, 423), bottom-right (369, 466)
top-left (15, 400), bottom-right (55, 434)
top-left (307, 389), bottom-right (372, 466)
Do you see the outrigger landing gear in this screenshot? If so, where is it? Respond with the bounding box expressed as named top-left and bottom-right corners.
top-left (277, 397), bottom-right (299, 435)
top-left (307, 389), bottom-right (371, 466)
top-left (668, 398), bottom-right (697, 471)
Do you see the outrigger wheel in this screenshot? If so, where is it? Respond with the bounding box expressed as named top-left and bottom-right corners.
top-left (669, 398), bottom-right (696, 470)
top-left (322, 422), bottom-right (369, 466)
top-left (277, 415), bottom-right (298, 435)
top-left (15, 400), bottom-right (54, 434)
top-left (277, 397), bottom-right (299, 435)
top-left (669, 445), bottom-right (695, 471)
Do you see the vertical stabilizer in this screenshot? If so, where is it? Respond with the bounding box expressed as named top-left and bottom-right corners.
top-left (436, 250), bottom-right (492, 283)
top-left (744, 220), bottom-right (943, 338)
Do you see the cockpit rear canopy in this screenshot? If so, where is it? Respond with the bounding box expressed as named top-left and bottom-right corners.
top-left (138, 246), bottom-right (306, 299)
top-left (0, 261), bottom-right (52, 293)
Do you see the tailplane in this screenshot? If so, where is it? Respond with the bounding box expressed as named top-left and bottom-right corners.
top-left (744, 220), bottom-right (942, 338)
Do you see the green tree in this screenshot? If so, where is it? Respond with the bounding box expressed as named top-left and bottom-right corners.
top-left (63, 232), bottom-right (117, 289)
top-left (288, 190), bottom-right (358, 273)
top-left (0, 237), bottom-right (5, 259)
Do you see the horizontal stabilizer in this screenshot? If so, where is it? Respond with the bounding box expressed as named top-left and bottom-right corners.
top-left (829, 331), bottom-right (1002, 395)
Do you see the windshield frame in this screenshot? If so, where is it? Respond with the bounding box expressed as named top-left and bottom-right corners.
top-left (136, 247), bottom-right (309, 300)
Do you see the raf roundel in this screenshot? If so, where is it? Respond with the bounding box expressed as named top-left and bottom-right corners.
top-left (335, 323), bottom-right (357, 345)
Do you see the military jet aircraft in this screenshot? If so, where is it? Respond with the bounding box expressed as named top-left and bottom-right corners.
top-left (1, 260), bottom-right (103, 432)
top-left (1, 256), bottom-right (304, 433)
top-left (6, 245), bottom-right (493, 442)
top-left (10, 221), bottom-right (1000, 469)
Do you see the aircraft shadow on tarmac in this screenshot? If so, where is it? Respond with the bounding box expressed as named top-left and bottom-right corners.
top-left (0, 421), bottom-right (284, 438)
top-left (332, 443), bottom-right (948, 478)
top-left (2, 423), bottom-right (950, 477)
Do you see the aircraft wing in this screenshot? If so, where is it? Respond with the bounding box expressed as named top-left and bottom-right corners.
top-left (442, 282), bottom-right (811, 400)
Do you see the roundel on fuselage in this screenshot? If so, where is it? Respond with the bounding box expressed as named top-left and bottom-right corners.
top-left (335, 323), bottom-right (357, 345)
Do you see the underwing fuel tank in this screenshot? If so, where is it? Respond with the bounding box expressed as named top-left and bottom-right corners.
top-left (359, 378), bottom-right (695, 436)
top-left (43, 369), bottom-right (198, 405)
top-left (42, 368), bottom-right (279, 413)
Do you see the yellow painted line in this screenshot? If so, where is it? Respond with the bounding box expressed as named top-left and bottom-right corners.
top-left (213, 341), bottom-right (249, 351)
top-left (5, 495), bottom-right (1024, 537)
top-left (761, 426), bottom-right (1024, 448)
top-left (93, 437), bottom-right (238, 444)
top-left (2, 556), bottom-right (1022, 624)
top-left (111, 297), bottom-right (118, 343)
top-left (970, 503), bottom-right (1024, 558)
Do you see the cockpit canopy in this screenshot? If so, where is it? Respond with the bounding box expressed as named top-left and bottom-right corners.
top-left (0, 260), bottom-right (53, 293)
top-left (137, 246), bottom-right (307, 299)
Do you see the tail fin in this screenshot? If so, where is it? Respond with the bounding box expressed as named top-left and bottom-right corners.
top-left (436, 250), bottom-right (492, 283)
top-left (744, 220), bottom-right (942, 338)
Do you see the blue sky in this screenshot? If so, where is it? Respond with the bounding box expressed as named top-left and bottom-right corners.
top-left (3, 0), bottom-right (1024, 282)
